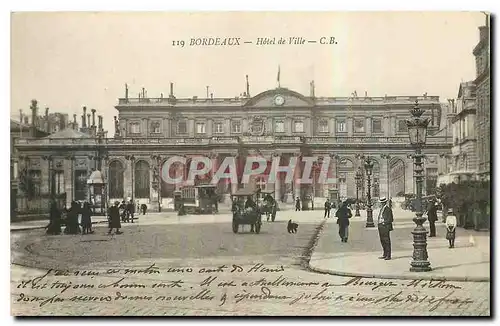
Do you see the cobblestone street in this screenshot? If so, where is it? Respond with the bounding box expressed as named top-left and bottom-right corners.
top-left (11, 211), bottom-right (491, 316)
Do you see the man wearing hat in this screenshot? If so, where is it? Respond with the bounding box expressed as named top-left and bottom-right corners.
top-left (377, 197), bottom-right (394, 260)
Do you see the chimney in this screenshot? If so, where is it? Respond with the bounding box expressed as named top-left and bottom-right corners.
top-left (170, 82), bottom-right (174, 97)
top-left (24, 116), bottom-right (29, 125)
top-left (125, 83), bottom-right (129, 100)
top-left (82, 107), bottom-right (87, 127)
top-left (479, 26), bottom-right (489, 42)
top-left (59, 114), bottom-right (66, 130)
top-left (210, 93), bottom-right (213, 100)
top-left (87, 114), bottom-right (91, 129)
top-left (45, 107), bottom-right (50, 132)
top-left (91, 109), bottom-right (96, 127)
top-left (310, 80), bottom-right (315, 98)
top-left (98, 115), bottom-right (103, 131)
top-left (30, 99), bottom-right (38, 137)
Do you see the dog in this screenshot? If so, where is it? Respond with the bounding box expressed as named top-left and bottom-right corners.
top-left (287, 219), bottom-right (299, 234)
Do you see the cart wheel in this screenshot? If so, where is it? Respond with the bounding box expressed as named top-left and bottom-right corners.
top-left (232, 222), bottom-right (239, 234)
top-left (255, 222), bottom-right (261, 234)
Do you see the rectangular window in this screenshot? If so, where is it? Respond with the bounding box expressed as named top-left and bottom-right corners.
top-left (294, 121), bottom-right (304, 133)
top-left (354, 118), bottom-right (365, 133)
top-left (231, 121), bottom-right (241, 133)
top-left (151, 121), bottom-right (161, 133)
top-left (130, 122), bottom-right (141, 134)
top-left (398, 120), bottom-right (408, 132)
top-left (372, 119), bottom-right (382, 133)
top-left (275, 121), bottom-right (285, 133)
top-left (177, 121), bottom-right (187, 134)
top-left (214, 122), bottom-right (224, 134)
top-left (196, 122), bottom-right (206, 134)
top-left (318, 120), bottom-right (328, 133)
top-left (28, 170), bottom-right (41, 198)
top-left (337, 120), bottom-right (346, 133)
top-left (52, 170), bottom-right (65, 195)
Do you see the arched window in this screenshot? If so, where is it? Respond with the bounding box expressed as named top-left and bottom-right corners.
top-left (109, 160), bottom-right (124, 199)
top-left (135, 160), bottom-right (150, 198)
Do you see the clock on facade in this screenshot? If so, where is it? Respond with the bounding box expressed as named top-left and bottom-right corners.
top-left (274, 95), bottom-right (285, 106)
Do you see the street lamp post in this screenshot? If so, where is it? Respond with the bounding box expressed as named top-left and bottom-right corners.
top-left (151, 154), bottom-right (162, 212)
top-left (364, 157), bottom-right (375, 228)
top-left (406, 100), bottom-right (432, 272)
top-left (355, 167), bottom-right (362, 216)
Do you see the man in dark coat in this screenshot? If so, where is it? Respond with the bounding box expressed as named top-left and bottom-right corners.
top-left (336, 201), bottom-right (352, 242)
top-left (46, 198), bottom-right (62, 235)
top-left (295, 197), bottom-right (301, 211)
top-left (108, 201), bottom-right (123, 235)
top-left (427, 199), bottom-right (438, 237)
top-left (324, 198), bottom-right (331, 218)
top-left (377, 197), bottom-right (394, 260)
top-left (127, 200), bottom-right (136, 223)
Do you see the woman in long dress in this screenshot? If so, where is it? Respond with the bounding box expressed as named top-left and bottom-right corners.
top-left (336, 201), bottom-right (352, 243)
top-left (81, 202), bottom-right (93, 234)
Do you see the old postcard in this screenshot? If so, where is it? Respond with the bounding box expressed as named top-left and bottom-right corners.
top-left (10, 11), bottom-right (490, 316)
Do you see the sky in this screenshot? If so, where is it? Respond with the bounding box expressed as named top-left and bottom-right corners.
top-left (11, 11), bottom-right (487, 134)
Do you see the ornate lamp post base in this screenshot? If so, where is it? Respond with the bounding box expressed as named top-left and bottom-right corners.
top-left (365, 207), bottom-right (375, 227)
top-left (410, 214), bottom-right (432, 272)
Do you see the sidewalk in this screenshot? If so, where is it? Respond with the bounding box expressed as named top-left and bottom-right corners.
top-left (309, 209), bottom-right (490, 282)
top-left (10, 209), bottom-right (325, 232)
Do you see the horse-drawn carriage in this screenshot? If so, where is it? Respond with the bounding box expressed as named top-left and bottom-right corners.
top-left (231, 189), bottom-right (262, 234)
top-left (258, 189), bottom-right (278, 222)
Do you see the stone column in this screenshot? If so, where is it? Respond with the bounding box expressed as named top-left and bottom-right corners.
top-left (286, 118), bottom-right (292, 136)
top-left (242, 118), bottom-right (249, 134)
top-left (124, 155), bottom-right (134, 199)
top-left (383, 115), bottom-right (390, 137)
top-left (405, 155), bottom-right (414, 194)
top-left (294, 153), bottom-right (302, 199)
top-left (330, 118), bottom-right (336, 137)
top-left (163, 118), bottom-right (169, 137)
top-left (390, 115), bottom-right (397, 136)
top-left (347, 117), bottom-right (353, 137)
top-left (273, 154), bottom-right (282, 201)
top-left (188, 119), bottom-right (195, 137)
top-left (207, 118), bottom-right (213, 137)
top-left (64, 155), bottom-right (74, 206)
top-left (210, 153), bottom-right (220, 190)
top-left (225, 118), bottom-right (231, 136)
top-left (366, 117), bottom-right (372, 136)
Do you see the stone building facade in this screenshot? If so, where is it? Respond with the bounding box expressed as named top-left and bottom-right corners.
top-left (450, 82), bottom-right (478, 173)
top-left (473, 18), bottom-right (491, 180)
top-left (15, 85), bottom-right (453, 212)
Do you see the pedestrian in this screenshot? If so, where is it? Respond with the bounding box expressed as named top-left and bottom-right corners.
top-left (119, 200), bottom-right (127, 222)
top-left (427, 198), bottom-right (438, 237)
top-left (141, 203), bottom-right (147, 215)
top-left (65, 201), bottom-right (81, 235)
top-left (295, 197), bottom-right (301, 211)
top-left (46, 198), bottom-right (62, 235)
top-left (81, 201), bottom-right (94, 235)
top-left (324, 198), bottom-right (331, 218)
top-left (127, 200), bottom-right (136, 223)
top-left (336, 201), bottom-right (352, 242)
top-left (377, 197), bottom-right (394, 260)
top-left (445, 209), bottom-right (457, 248)
top-left (108, 201), bottom-right (123, 235)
